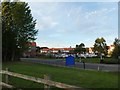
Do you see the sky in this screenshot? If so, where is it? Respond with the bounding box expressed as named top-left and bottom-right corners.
top-left (26, 1), bottom-right (118, 48)
top-left (27, 2), bottom-right (118, 48)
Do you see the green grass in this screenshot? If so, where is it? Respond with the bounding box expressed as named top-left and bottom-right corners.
top-left (2, 61), bottom-right (119, 89)
top-left (75, 58), bottom-right (100, 63)
top-left (75, 57), bottom-right (118, 64)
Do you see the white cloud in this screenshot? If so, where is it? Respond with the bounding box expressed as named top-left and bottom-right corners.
top-left (85, 8), bottom-right (116, 19)
top-left (51, 22), bottom-right (59, 27)
top-left (29, 2), bottom-right (59, 15)
top-left (28, 2), bottom-right (60, 31)
top-left (75, 7), bottom-right (117, 34)
top-left (35, 16), bottom-right (59, 30)
top-left (66, 6), bottom-right (82, 18)
top-left (36, 39), bottom-right (68, 48)
top-left (56, 29), bottom-right (68, 33)
top-left (48, 33), bottom-right (61, 38)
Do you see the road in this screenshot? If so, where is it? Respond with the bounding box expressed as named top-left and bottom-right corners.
top-left (20, 58), bottom-right (119, 72)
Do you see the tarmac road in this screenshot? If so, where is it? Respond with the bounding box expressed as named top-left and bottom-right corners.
top-left (20, 58), bottom-right (119, 72)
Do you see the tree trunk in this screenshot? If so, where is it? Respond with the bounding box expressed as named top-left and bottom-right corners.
top-left (11, 50), bottom-right (15, 61)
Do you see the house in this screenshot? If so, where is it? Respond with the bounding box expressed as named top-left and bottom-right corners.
top-left (85, 47), bottom-right (94, 54)
top-left (40, 48), bottom-right (74, 54)
top-left (89, 47), bottom-right (94, 53)
top-left (23, 42), bottom-right (37, 57)
top-left (107, 45), bottom-right (115, 57)
top-left (41, 48), bottom-right (49, 53)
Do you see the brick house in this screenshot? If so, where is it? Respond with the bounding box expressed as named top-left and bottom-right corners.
top-left (23, 42), bottom-right (37, 57)
top-left (40, 48), bottom-right (74, 54)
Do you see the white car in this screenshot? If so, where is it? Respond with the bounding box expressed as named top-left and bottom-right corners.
top-left (54, 54), bottom-right (68, 58)
top-left (61, 54), bottom-right (68, 58)
top-left (86, 53), bottom-right (97, 57)
top-left (78, 54), bottom-right (86, 58)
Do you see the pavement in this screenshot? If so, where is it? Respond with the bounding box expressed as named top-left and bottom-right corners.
top-left (20, 58), bottom-right (119, 72)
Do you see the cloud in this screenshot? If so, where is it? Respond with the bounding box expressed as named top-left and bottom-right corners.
top-left (29, 2), bottom-right (59, 15)
top-left (51, 22), bottom-right (59, 27)
top-left (29, 2), bottom-right (117, 48)
top-left (56, 29), bottom-right (68, 33)
top-left (29, 2), bottom-right (60, 31)
top-left (65, 6), bottom-right (82, 18)
top-left (35, 16), bottom-right (59, 30)
top-left (75, 7), bottom-right (117, 34)
top-left (85, 8), bottom-right (116, 19)
top-left (36, 39), bottom-right (68, 48)
top-left (48, 33), bottom-right (61, 38)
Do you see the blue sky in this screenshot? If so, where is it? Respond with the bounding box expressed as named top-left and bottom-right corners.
top-left (27, 2), bottom-right (118, 48)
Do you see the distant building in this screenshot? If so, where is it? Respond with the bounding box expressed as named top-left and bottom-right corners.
top-left (41, 48), bottom-right (49, 53)
top-left (23, 44), bottom-right (115, 57)
top-left (23, 42), bottom-right (37, 57)
top-left (107, 45), bottom-right (115, 56)
top-left (89, 47), bottom-right (94, 53)
top-left (86, 47), bottom-right (94, 54)
top-left (40, 48), bottom-right (74, 54)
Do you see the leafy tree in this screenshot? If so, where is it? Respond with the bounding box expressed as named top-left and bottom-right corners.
top-left (2, 1), bottom-right (14, 61)
top-left (112, 38), bottom-right (120, 59)
top-left (93, 37), bottom-right (107, 57)
top-left (36, 46), bottom-right (40, 53)
top-left (0, 3), bottom-right (1, 60)
top-left (74, 43), bottom-right (86, 54)
top-left (2, 1), bottom-right (38, 61)
top-left (79, 43), bottom-right (85, 48)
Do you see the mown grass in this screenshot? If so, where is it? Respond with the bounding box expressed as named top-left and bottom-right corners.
top-left (2, 61), bottom-right (119, 89)
top-left (75, 57), bottom-right (118, 64)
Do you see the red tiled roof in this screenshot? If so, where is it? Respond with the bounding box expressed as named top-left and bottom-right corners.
top-left (42, 48), bottom-right (49, 51)
top-left (44, 48), bottom-right (74, 51)
top-left (28, 42), bottom-right (36, 46)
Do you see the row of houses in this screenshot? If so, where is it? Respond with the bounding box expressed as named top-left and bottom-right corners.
top-left (40, 47), bottom-right (96, 54)
top-left (23, 42), bottom-right (115, 57)
top-left (40, 48), bottom-right (74, 53)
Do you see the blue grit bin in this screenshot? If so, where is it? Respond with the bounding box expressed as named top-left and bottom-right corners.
top-left (66, 55), bottom-right (75, 66)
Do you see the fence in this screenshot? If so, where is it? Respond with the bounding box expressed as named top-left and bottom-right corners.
top-left (0, 68), bottom-right (83, 90)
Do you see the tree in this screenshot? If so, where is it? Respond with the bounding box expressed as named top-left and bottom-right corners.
top-left (2, 1), bottom-right (38, 61)
top-left (0, 3), bottom-right (1, 59)
top-left (74, 43), bottom-right (86, 54)
top-left (79, 43), bottom-right (85, 48)
top-left (2, 1), bottom-right (14, 61)
top-left (36, 46), bottom-right (40, 56)
top-left (112, 38), bottom-right (120, 59)
top-left (93, 37), bottom-right (107, 57)
top-left (36, 46), bottom-right (40, 53)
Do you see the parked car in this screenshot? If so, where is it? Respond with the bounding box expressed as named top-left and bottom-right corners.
top-left (77, 54), bottom-right (86, 58)
top-left (61, 54), bottom-right (68, 58)
top-left (86, 53), bottom-right (97, 58)
top-left (54, 53), bottom-right (68, 58)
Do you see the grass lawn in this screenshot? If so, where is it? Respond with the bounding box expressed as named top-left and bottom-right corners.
top-left (36, 57), bottom-right (118, 64)
top-left (2, 61), bottom-right (119, 89)
top-left (75, 57), bottom-right (119, 64)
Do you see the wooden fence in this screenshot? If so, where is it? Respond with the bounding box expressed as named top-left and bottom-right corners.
top-left (0, 68), bottom-right (84, 90)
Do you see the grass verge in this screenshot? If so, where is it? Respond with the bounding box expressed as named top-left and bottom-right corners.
top-left (2, 61), bottom-right (119, 89)
top-left (75, 57), bottom-right (118, 64)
